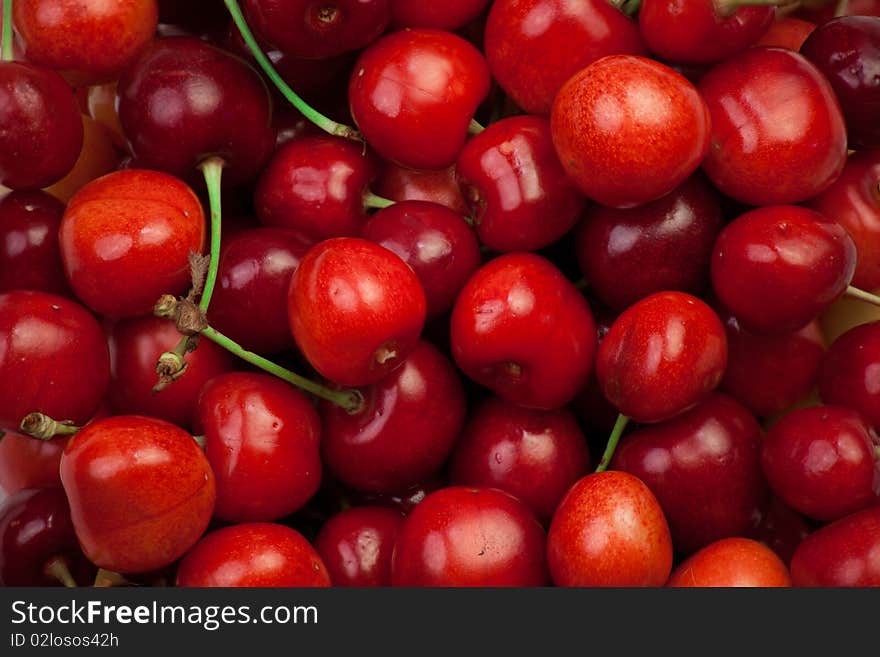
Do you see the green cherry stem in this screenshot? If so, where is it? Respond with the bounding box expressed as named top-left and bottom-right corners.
top-left (595, 413), bottom-right (630, 473)
top-left (844, 285), bottom-right (880, 307)
top-left (363, 191), bottom-right (396, 210)
top-left (44, 557), bottom-right (78, 588)
top-left (197, 156), bottom-right (224, 313)
top-left (468, 119), bottom-right (485, 135)
top-left (19, 413), bottom-right (81, 440)
top-left (620, 0), bottom-right (641, 16)
top-left (222, 0), bottom-right (361, 142)
top-left (2, 0), bottom-right (13, 62)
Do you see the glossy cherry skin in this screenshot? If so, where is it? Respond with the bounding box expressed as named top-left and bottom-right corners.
top-left (574, 174), bottom-right (723, 312)
top-left (666, 537), bottom-right (791, 587)
top-left (0, 63), bottom-right (83, 191)
top-left (0, 432), bottom-right (69, 496)
top-left (361, 201), bottom-right (481, 319)
top-left (0, 191), bottom-right (70, 295)
top-left (176, 523), bottom-right (331, 587)
top-left (375, 163), bottom-right (469, 216)
top-left (288, 237), bottom-right (427, 387)
top-left (242, 0), bottom-right (389, 59)
top-left (711, 205), bottom-right (856, 336)
top-left (61, 415), bottom-right (215, 574)
top-left (819, 322), bottom-right (880, 429)
top-left (255, 136), bottom-right (379, 244)
top-left (597, 292), bottom-right (727, 424)
top-left (0, 291), bottom-right (109, 432)
top-left (451, 253), bottom-right (597, 410)
top-left (209, 228), bottom-right (311, 354)
top-left (698, 47), bottom-right (847, 206)
top-left (754, 16), bottom-right (816, 50)
top-left (761, 405), bottom-right (880, 523)
top-left (551, 55), bottom-right (710, 209)
top-left (456, 115), bottom-right (586, 253)
top-left (612, 393), bottom-right (766, 555)
top-left (0, 488), bottom-right (96, 587)
top-left (548, 471), bottom-right (673, 587)
top-left (789, 506), bottom-right (880, 586)
top-left (118, 37), bottom-right (275, 185)
top-left (349, 28), bottom-right (491, 170)
top-left (748, 495), bottom-right (812, 566)
top-left (484, 0), bottom-right (646, 116)
top-left (321, 340), bottom-right (466, 493)
top-left (449, 397), bottom-right (590, 524)
top-left (391, 486), bottom-right (550, 586)
top-left (314, 506), bottom-right (404, 587)
top-left (195, 372), bottom-right (322, 523)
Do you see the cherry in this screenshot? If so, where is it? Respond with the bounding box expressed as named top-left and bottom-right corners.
top-left (320, 340), bottom-right (466, 493)
top-left (597, 291), bottom-right (727, 424)
top-left (391, 486), bottom-right (550, 586)
top-left (374, 163), bottom-right (469, 216)
top-left (44, 114), bottom-right (121, 205)
top-left (314, 506), bottom-right (404, 587)
top-left (551, 55), bottom-right (710, 209)
top-left (389, 0), bottom-right (489, 29)
top-left (789, 506), bottom-right (880, 586)
top-left (450, 252), bottom-right (597, 410)
top-left (287, 236), bottom-right (426, 387)
top-left (0, 190), bottom-right (70, 295)
top-left (484, 0), bottom-right (646, 116)
top-left (666, 537), bottom-right (792, 587)
top-left (361, 201), bottom-right (482, 319)
top-left (59, 169), bottom-right (206, 319)
top-left (449, 396), bottom-right (590, 524)
top-left (0, 63), bottom-right (83, 190)
top-left (710, 205), bottom-right (856, 335)
top-left (60, 414), bottom-right (216, 574)
top-left (348, 28), bottom-right (491, 170)
top-left (456, 115), bottom-right (586, 253)
top-left (748, 495), bottom-right (812, 566)
top-left (574, 174), bottom-right (723, 312)
top-left (753, 16), bottom-right (816, 50)
top-left (0, 432), bottom-right (69, 495)
top-left (698, 47), bottom-right (847, 206)
top-left (176, 522), bottom-right (331, 587)
top-left (818, 322), bottom-right (880, 429)
top-left (547, 471), bottom-right (673, 587)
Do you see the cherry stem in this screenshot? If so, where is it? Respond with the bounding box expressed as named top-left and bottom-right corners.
top-left (620, 0), bottom-right (642, 15)
top-left (834, 0), bottom-right (849, 15)
top-left (468, 119), bottom-right (485, 135)
top-left (201, 325), bottom-right (365, 413)
top-left (363, 191), bottom-right (396, 210)
top-left (19, 413), bottom-right (81, 440)
top-left (716, 0), bottom-right (788, 15)
top-left (1, 0), bottom-right (12, 62)
top-left (222, 0), bottom-right (361, 142)
top-left (192, 434), bottom-right (206, 450)
top-left (197, 156), bottom-right (224, 313)
top-left (844, 285), bottom-right (880, 307)
top-left (44, 556), bottom-right (77, 588)
top-left (595, 413), bottom-right (630, 473)
top-left (94, 569), bottom-right (129, 588)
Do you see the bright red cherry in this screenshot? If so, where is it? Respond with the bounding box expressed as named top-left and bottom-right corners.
top-left (348, 28), bottom-right (491, 170)
top-left (710, 205), bottom-right (856, 335)
top-left (389, 0), bottom-right (489, 29)
top-left (287, 237), bottom-right (427, 387)
top-left (698, 47), bottom-right (847, 206)
top-left (753, 16), bottom-right (816, 50)
top-left (666, 537), bottom-right (792, 587)
top-left (818, 321), bottom-right (880, 429)
top-left (374, 163), bottom-right (469, 216)
top-left (176, 523), bottom-right (331, 587)
top-left (551, 55), bottom-right (710, 208)
top-left (391, 486), bottom-right (550, 586)
top-left (61, 415), bottom-right (216, 574)
top-left (450, 252), bottom-right (597, 410)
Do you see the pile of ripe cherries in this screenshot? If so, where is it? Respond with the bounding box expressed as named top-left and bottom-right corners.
top-left (2, 0), bottom-right (880, 588)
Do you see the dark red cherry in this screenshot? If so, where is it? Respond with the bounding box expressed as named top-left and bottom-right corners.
top-left (314, 506), bottom-right (404, 587)
top-left (321, 340), bottom-right (466, 493)
top-left (0, 63), bottom-right (83, 191)
top-left (711, 205), bottom-right (856, 335)
top-left (698, 47), bottom-right (847, 206)
top-left (484, 0), bottom-right (647, 116)
top-left (449, 396), bottom-right (590, 524)
top-left (574, 174), bottom-right (723, 312)
top-left (343, 475), bottom-right (447, 515)
top-left (551, 55), bottom-right (710, 208)
top-left (349, 28), bottom-right (491, 170)
top-left (389, 0), bottom-right (489, 29)
top-left (374, 163), bottom-right (469, 216)
top-left (450, 252), bottom-right (597, 410)
top-left (391, 486), bottom-right (550, 586)
top-left (456, 115), bottom-right (586, 252)
top-left (666, 537), bottom-right (791, 587)
top-left (747, 494), bottom-right (812, 566)
top-left (118, 37), bottom-right (275, 184)
top-left (819, 321), bottom-right (880, 429)
top-left (361, 201), bottom-right (481, 319)
top-left (0, 432), bottom-right (69, 496)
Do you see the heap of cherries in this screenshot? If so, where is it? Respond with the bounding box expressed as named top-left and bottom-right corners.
top-left (2, 0), bottom-right (880, 589)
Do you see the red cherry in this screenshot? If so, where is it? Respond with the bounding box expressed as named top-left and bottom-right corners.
top-left (710, 205), bottom-right (856, 335)
top-left (451, 252), bottom-right (597, 410)
top-left (596, 291), bottom-right (727, 424)
top-left (391, 486), bottom-right (550, 586)
top-left (551, 55), bottom-right (710, 208)
top-left (547, 471), bottom-right (673, 586)
top-left (287, 237), bottom-right (427, 387)
top-left (698, 47), bottom-right (847, 206)
top-left (818, 322), bottom-right (880, 429)
top-left (748, 495), bottom-right (812, 566)
top-left (176, 523), bottom-right (331, 587)
top-left (666, 537), bottom-right (792, 587)
top-left (753, 16), bottom-right (816, 50)
top-left (389, 0), bottom-right (489, 29)
top-left (456, 115), bottom-right (586, 253)
top-left (348, 28), bottom-right (491, 170)
top-left (0, 433), bottom-right (69, 496)
top-left (60, 415), bottom-right (216, 574)
top-left (449, 396), bottom-right (591, 524)
top-left (314, 506), bottom-right (404, 587)
top-left (484, 0), bottom-right (646, 116)
top-left (374, 163), bottom-right (469, 216)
